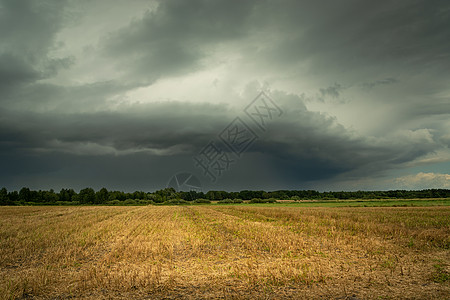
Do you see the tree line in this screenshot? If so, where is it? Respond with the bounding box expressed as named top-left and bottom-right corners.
top-left (0, 187), bottom-right (449, 205)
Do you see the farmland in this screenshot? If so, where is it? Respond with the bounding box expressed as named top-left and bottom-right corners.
top-left (0, 205), bottom-right (449, 299)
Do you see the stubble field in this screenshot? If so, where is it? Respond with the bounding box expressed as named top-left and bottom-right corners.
top-left (0, 205), bottom-right (449, 299)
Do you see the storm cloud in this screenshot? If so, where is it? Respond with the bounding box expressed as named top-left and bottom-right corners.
top-left (1, 0), bottom-right (449, 191)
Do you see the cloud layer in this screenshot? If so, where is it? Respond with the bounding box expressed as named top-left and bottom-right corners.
top-left (1, 0), bottom-right (449, 191)
top-left (395, 172), bottom-right (450, 189)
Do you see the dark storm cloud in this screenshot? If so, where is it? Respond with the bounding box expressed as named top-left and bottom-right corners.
top-left (0, 0), bottom-right (72, 85)
top-left (0, 53), bottom-right (40, 88)
top-left (3, 80), bottom-right (135, 112)
top-left (1, 90), bottom-right (443, 191)
top-left (0, 102), bottom-right (233, 155)
top-left (257, 0), bottom-right (450, 70)
top-left (0, 0), bottom-right (65, 54)
top-left (1, 0), bottom-right (449, 191)
top-left (318, 83), bottom-right (348, 103)
top-left (0, 149), bottom-right (197, 192)
top-left (98, 0), bottom-right (450, 103)
top-left (249, 92), bottom-right (441, 179)
top-left (101, 0), bottom-right (256, 83)
top-left (320, 84), bottom-right (343, 99)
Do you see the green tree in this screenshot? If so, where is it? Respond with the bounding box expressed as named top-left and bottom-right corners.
top-left (155, 188), bottom-right (177, 202)
top-left (19, 187), bottom-right (31, 202)
top-left (95, 188), bottom-right (109, 204)
top-left (8, 191), bottom-right (18, 203)
top-left (0, 188), bottom-right (9, 205)
top-left (42, 190), bottom-right (58, 203)
top-left (79, 188), bottom-right (95, 204)
top-left (59, 188), bottom-right (76, 202)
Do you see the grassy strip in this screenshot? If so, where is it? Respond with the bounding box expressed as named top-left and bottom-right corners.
top-left (235, 198), bottom-right (450, 207)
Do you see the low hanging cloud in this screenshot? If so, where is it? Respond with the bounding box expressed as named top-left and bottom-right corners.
top-left (1, 88), bottom-right (446, 191)
top-left (394, 172), bottom-right (450, 190)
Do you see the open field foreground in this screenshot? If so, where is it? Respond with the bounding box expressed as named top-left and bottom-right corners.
top-left (1, 206), bottom-right (449, 299)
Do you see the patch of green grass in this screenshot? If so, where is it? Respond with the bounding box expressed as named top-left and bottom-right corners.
top-left (238, 199), bottom-right (450, 207)
top-left (432, 263), bottom-right (450, 283)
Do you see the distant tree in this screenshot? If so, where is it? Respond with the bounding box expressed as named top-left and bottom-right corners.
top-left (59, 188), bottom-right (76, 202)
top-left (8, 191), bottom-right (19, 203)
top-left (95, 188), bottom-right (109, 204)
top-left (108, 190), bottom-right (126, 201)
top-left (238, 190), bottom-right (253, 200)
top-left (216, 191), bottom-right (230, 200)
top-left (42, 190), bottom-right (58, 203)
top-left (180, 191), bottom-right (204, 201)
top-left (262, 192), bottom-right (271, 199)
top-left (249, 198), bottom-right (262, 203)
top-left (0, 188), bottom-right (9, 205)
top-left (19, 187), bottom-right (31, 202)
top-left (30, 190), bottom-right (40, 202)
top-left (229, 192), bottom-right (239, 199)
top-left (149, 193), bottom-right (164, 203)
top-left (154, 187), bottom-right (177, 202)
top-left (132, 191), bottom-right (146, 200)
top-left (79, 188), bottom-right (95, 204)
top-left (0, 187), bottom-right (449, 206)
top-left (205, 191), bottom-right (216, 200)
top-left (123, 199), bottom-right (136, 205)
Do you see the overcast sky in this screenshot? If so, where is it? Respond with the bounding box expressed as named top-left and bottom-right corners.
top-left (1, 0), bottom-right (449, 192)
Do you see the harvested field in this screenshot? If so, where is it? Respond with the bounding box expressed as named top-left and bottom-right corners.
top-left (0, 205), bottom-right (449, 299)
